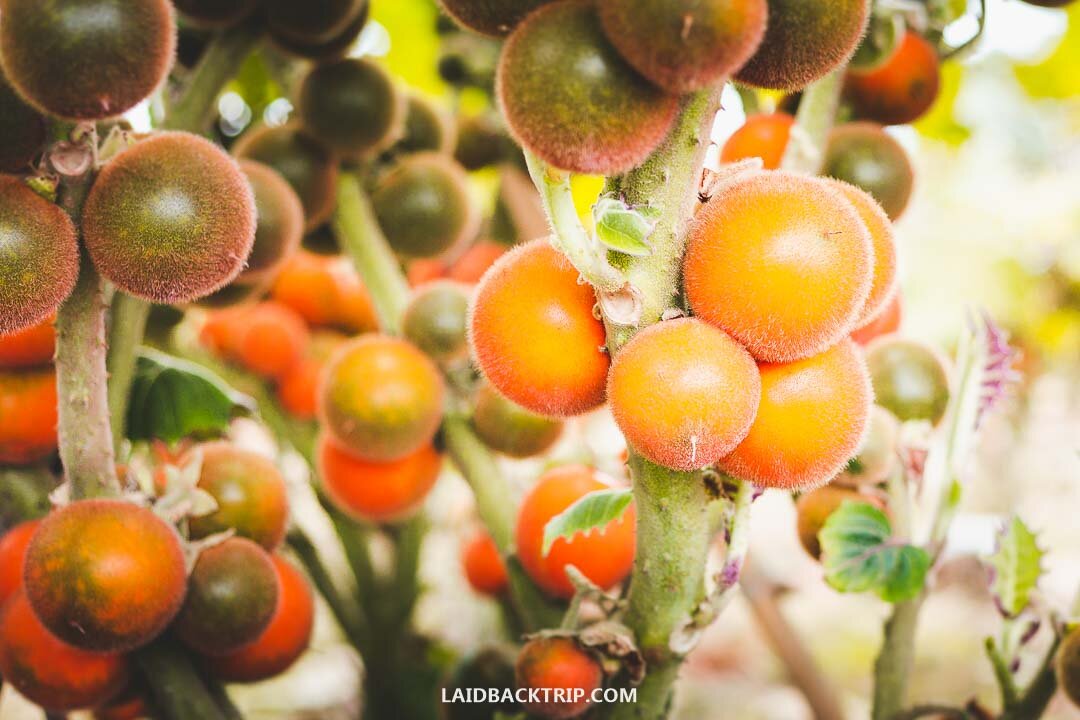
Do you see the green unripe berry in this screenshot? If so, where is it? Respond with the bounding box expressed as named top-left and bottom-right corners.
top-left (403, 281), bottom-right (470, 363)
top-left (472, 383), bottom-right (563, 459)
top-left (237, 160), bottom-right (304, 284)
top-left (823, 122), bottom-right (915, 221)
top-left (265, 0), bottom-right (367, 45)
top-left (866, 337), bottom-right (950, 425)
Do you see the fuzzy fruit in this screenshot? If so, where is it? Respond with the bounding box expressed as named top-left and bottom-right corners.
top-left (298, 58), bottom-right (405, 158)
top-left (865, 337), bottom-right (951, 424)
top-left (720, 112), bottom-right (795, 170)
top-left (472, 382), bottom-right (564, 459)
top-left (846, 32), bottom-right (941, 126)
top-left (822, 122), bottom-right (914, 221)
top-left (461, 530), bottom-right (509, 597)
top-left (237, 160), bottom-right (304, 284)
top-left (515, 636), bottom-right (603, 720)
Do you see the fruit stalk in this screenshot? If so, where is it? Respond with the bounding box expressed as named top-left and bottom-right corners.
top-left (135, 640), bottom-right (229, 720)
top-left (105, 292), bottom-right (149, 447)
top-left (781, 69), bottom-right (845, 174)
top-left (872, 594), bottom-right (925, 720)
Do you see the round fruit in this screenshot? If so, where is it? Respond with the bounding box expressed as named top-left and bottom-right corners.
top-left (173, 0), bottom-right (257, 28)
top-left (461, 530), bottom-right (508, 597)
top-left (203, 555), bottom-right (315, 683)
top-left (0, 519), bottom-right (38, 606)
top-left (796, 485), bottom-right (884, 559)
top-left (470, 240), bottom-right (609, 417)
top-left (439, 0), bottom-right (555, 36)
top-left (83, 132), bottom-right (256, 304)
top-left (235, 302), bottom-right (311, 380)
top-left (0, 316), bottom-right (54, 370)
top-left (1022, 0), bottom-right (1076, 5)
top-left (497, 0), bottom-right (680, 175)
top-left (0, 176), bottom-right (79, 337)
top-left (836, 405), bottom-right (900, 486)
top-left (318, 335), bottom-right (445, 461)
top-left (233, 123), bottom-right (339, 231)
top-left (598, 0), bottom-right (767, 93)
top-left (277, 330), bottom-right (347, 420)
top-left (174, 538), bottom-right (280, 656)
top-left (720, 112), bottom-right (795, 170)
top-left (373, 154), bottom-right (479, 259)
top-left (448, 241), bottom-right (507, 284)
top-left (266, 0), bottom-right (365, 44)
top-left (0, 590), bottom-right (128, 711)
top-left (865, 337), bottom-right (950, 424)
top-left (186, 443), bottom-right (290, 551)
top-left (472, 382), bottom-right (564, 458)
top-left (454, 114), bottom-right (515, 170)
top-left (24, 499), bottom-right (187, 652)
top-left (192, 277), bottom-right (268, 310)
top-left (403, 281), bottom-right (471, 363)
top-left (0, 0), bottom-right (175, 120)
top-left (395, 94), bottom-right (456, 155)
top-left (735, 0), bottom-right (870, 91)
top-left (608, 319), bottom-right (762, 471)
top-left (822, 122), bottom-right (914, 221)
top-left (237, 160), bottom-right (304, 283)
top-left (515, 465), bottom-right (636, 599)
top-left (0, 367), bottom-right (58, 465)
top-left (298, 58), bottom-right (405, 158)
top-left (271, 251), bottom-right (379, 334)
top-left (1056, 625), bottom-right (1080, 708)
top-left (852, 292), bottom-right (902, 345)
top-left (846, 32), bottom-right (941, 126)
top-left (0, 69), bottom-right (45, 172)
top-left (822, 178), bottom-right (898, 327)
top-left (683, 171), bottom-right (873, 363)
top-left (718, 340), bottom-right (873, 490)
top-left (516, 636), bottom-right (603, 720)
top-left (317, 434), bottom-right (442, 522)
top-left (443, 647), bottom-right (521, 720)
top-left (270, 4), bottom-right (369, 61)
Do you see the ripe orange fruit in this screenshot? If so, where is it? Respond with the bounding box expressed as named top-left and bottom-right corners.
top-left (796, 485), bottom-right (885, 559)
top-left (720, 112), bottom-right (795, 170)
top-left (719, 340), bottom-right (873, 490)
top-left (821, 178), bottom-right (898, 328)
top-left (846, 32), bottom-right (941, 126)
top-left (318, 335), bottom-right (446, 462)
top-left (516, 636), bottom-right (603, 720)
top-left (683, 171), bottom-right (873, 362)
top-left (515, 465), bottom-right (635, 599)
top-left (447, 241), bottom-right (507, 284)
top-left (24, 499), bottom-right (188, 652)
top-left (0, 590), bottom-right (128, 712)
top-left (235, 301), bottom-right (311, 380)
top-left (0, 316), bottom-right (54, 369)
top-left (607, 319), bottom-right (761, 471)
top-left (461, 530), bottom-right (509, 597)
top-left (271, 251), bottom-right (379, 334)
top-left (317, 434), bottom-right (442, 523)
top-left (277, 330), bottom-right (347, 420)
top-left (0, 367), bottom-right (58, 465)
top-left (470, 240), bottom-right (609, 417)
top-left (852, 292), bottom-right (902, 345)
top-left (0, 518), bottom-right (39, 606)
top-left (203, 555), bottom-right (315, 683)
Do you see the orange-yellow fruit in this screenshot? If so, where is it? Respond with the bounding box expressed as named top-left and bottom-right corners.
top-left (822, 122), bottom-right (914, 221)
top-left (472, 382), bottom-right (564, 459)
top-left (0, 367), bottom-right (58, 465)
top-left (298, 58), bottom-right (405, 158)
top-left (235, 302), bottom-right (311, 380)
top-left (796, 485), bottom-right (884, 559)
top-left (846, 32), bottom-right (941, 126)
top-left (852, 292), bottom-right (902, 345)
top-left (608, 319), bottom-right (761, 472)
top-left (317, 434), bottom-right (442, 523)
top-left (271, 251), bottom-right (379, 334)
top-left (496, 0), bottom-right (680, 175)
top-left (598, 0), bottom-right (767, 93)
top-left (460, 530), bottom-right (509, 597)
top-left (0, 315), bottom-right (54, 370)
top-left (0, 0), bottom-right (175, 120)
top-left (735, 0), bottom-right (870, 91)
top-left (469, 239), bottom-right (609, 417)
top-left (821, 178), bottom-right (898, 328)
top-left (447, 241), bottom-right (506, 284)
top-left (438, 0), bottom-right (556, 36)
top-left (719, 340), bottom-right (873, 490)
top-left (0, 176), bottom-right (79, 337)
top-left (318, 336), bottom-right (446, 462)
top-left (683, 171), bottom-right (873, 362)
top-left (0, 68), bottom-right (45, 172)
top-left (83, 132), bottom-right (256, 304)
top-left (237, 160), bottom-right (304, 284)
top-left (515, 636), bottom-right (602, 720)
top-left (276, 330), bottom-right (347, 420)
top-left (720, 112), bottom-right (795, 170)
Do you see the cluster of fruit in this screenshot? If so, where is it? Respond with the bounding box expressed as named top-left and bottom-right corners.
top-left (0, 442), bottom-right (315, 715)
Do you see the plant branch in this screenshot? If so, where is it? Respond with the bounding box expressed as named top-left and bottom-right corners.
top-left (135, 640), bottom-right (227, 720)
top-left (985, 636), bottom-right (1020, 710)
top-left (106, 293), bottom-right (150, 449)
top-left (1000, 630), bottom-right (1062, 720)
top-left (781, 70), bottom-right (845, 174)
top-left (873, 594), bottom-right (926, 720)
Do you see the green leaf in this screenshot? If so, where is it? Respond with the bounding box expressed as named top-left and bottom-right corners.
top-left (820, 502), bottom-right (931, 603)
top-left (541, 488), bottom-right (633, 557)
top-left (986, 516), bottom-right (1044, 618)
top-left (593, 198), bottom-right (654, 257)
top-left (126, 350), bottom-right (253, 444)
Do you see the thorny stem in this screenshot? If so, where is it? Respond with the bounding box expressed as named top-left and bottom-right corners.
top-left (780, 69), bottom-right (844, 175)
top-left (106, 293), bottom-right (150, 449)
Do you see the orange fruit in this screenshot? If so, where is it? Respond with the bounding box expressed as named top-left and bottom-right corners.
top-left (846, 31), bottom-right (941, 126)
top-left (515, 636), bottom-right (603, 720)
top-left (852, 292), bottom-right (902, 345)
top-left (447, 241), bottom-right (507, 284)
top-left (796, 485), bottom-right (885, 559)
top-left (0, 518), bottom-right (39, 607)
top-left (461, 530), bottom-right (509, 597)
top-left (0, 316), bottom-right (54, 369)
top-left (0, 367), bottom-right (58, 465)
top-left (236, 301), bottom-right (311, 380)
top-left (720, 112), bottom-right (795, 170)
top-left (271, 251), bottom-right (379, 334)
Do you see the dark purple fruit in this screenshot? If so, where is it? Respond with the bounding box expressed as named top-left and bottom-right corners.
top-left (438, 0), bottom-right (556, 37)
top-left (266, 0), bottom-right (366, 44)
top-left (237, 160), bottom-right (304, 283)
top-left (298, 58), bottom-right (405, 158)
top-left (173, 0), bottom-right (258, 29)
top-left (0, 69), bottom-right (45, 172)
top-left (270, 4), bottom-right (369, 61)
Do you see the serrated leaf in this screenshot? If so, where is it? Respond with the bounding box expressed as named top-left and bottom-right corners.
top-left (593, 198), bottom-right (654, 257)
top-left (987, 516), bottom-right (1044, 617)
top-left (127, 350), bottom-right (253, 444)
top-left (820, 502), bottom-right (930, 603)
top-left (542, 488), bottom-right (633, 557)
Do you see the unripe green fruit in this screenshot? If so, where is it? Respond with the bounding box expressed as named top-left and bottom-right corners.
top-left (372, 154), bottom-right (479, 259)
top-left (0, 0), bottom-right (175, 120)
top-left (0, 176), bottom-right (79, 337)
top-left (599, 0), bottom-right (767, 93)
top-left (173, 0), bottom-right (258, 29)
top-left (454, 114), bottom-right (515, 171)
top-left (1057, 626), bottom-right (1080, 708)
top-left (298, 58), bottom-right (405, 158)
top-left (270, 6), bottom-right (369, 62)
top-left (396, 94), bottom-right (457, 155)
top-left (866, 337), bottom-right (950, 425)
top-left (83, 132), bottom-right (256, 305)
top-left (472, 383), bottom-right (563, 458)
top-left (822, 122), bottom-right (914, 220)
top-left (265, 0), bottom-right (366, 45)
top-left (402, 281), bottom-right (470, 363)
top-left (497, 0), bottom-right (680, 175)
top-left (438, 0), bottom-right (556, 37)
top-left (735, 0), bottom-right (870, 91)
top-left (233, 123), bottom-right (339, 232)
top-left (237, 160), bottom-right (304, 283)
top-left (0, 70), bottom-right (45, 173)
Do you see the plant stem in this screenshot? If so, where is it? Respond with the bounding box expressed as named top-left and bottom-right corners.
top-left (1000, 631), bottom-right (1062, 720)
top-left (106, 293), bottom-right (150, 449)
top-left (333, 173), bottom-right (411, 335)
top-left (872, 595), bottom-right (925, 720)
top-left (781, 70), bottom-right (844, 174)
top-left (135, 640), bottom-right (227, 720)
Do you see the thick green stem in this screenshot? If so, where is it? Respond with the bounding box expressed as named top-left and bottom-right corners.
top-left (781, 69), bottom-right (844, 174)
top-left (872, 595), bottom-right (925, 720)
top-left (135, 640), bottom-right (227, 720)
top-left (333, 173), bottom-right (411, 335)
top-left (106, 293), bottom-right (150, 450)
